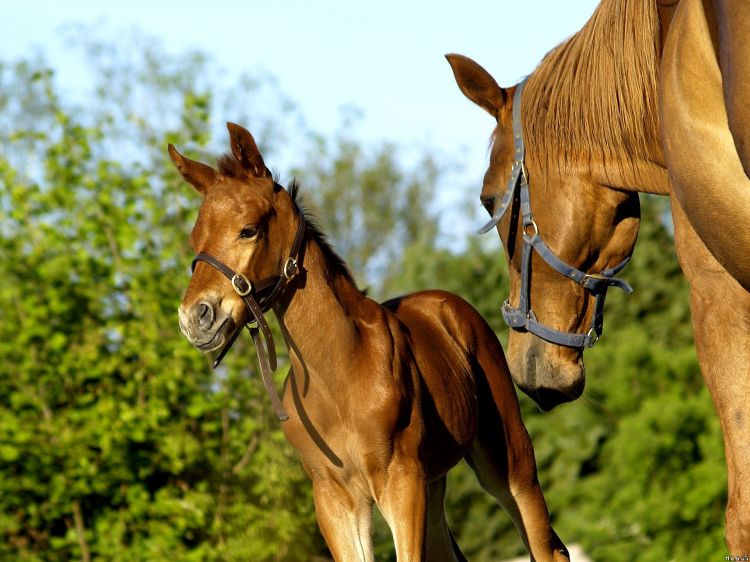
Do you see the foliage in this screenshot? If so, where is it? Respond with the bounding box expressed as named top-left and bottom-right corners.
top-left (290, 124), bottom-right (441, 290)
top-left (0, 46), bottom-right (321, 562)
top-left (0, 31), bottom-right (729, 562)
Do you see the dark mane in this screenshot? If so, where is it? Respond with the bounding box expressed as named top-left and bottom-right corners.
top-left (288, 179), bottom-right (358, 287)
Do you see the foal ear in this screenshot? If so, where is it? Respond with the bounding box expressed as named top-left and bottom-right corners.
top-left (168, 144), bottom-right (218, 196)
top-left (445, 54), bottom-right (508, 119)
top-left (226, 122), bottom-right (271, 178)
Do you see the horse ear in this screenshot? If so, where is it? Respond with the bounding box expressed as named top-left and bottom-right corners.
top-left (226, 122), bottom-right (271, 178)
top-left (445, 54), bottom-right (508, 119)
top-left (168, 144), bottom-right (218, 196)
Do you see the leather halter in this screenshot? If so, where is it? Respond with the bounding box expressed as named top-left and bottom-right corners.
top-left (190, 197), bottom-right (306, 421)
top-left (478, 80), bottom-right (633, 348)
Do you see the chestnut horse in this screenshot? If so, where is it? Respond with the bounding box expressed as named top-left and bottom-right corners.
top-left (447, 0), bottom-right (750, 552)
top-left (170, 123), bottom-right (569, 561)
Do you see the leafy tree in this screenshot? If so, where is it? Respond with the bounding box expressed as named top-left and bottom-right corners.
top-left (290, 122), bottom-right (442, 291)
top-left (0, 43), bottom-right (322, 562)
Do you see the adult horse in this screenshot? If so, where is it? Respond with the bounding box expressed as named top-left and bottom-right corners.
top-left (170, 123), bottom-right (569, 561)
top-left (446, 0), bottom-right (750, 552)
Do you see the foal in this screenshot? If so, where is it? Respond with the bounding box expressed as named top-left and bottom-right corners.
top-left (172, 123), bottom-right (569, 562)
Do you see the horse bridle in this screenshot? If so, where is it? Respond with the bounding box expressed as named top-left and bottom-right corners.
top-left (478, 80), bottom-right (633, 348)
top-left (190, 196), bottom-right (306, 421)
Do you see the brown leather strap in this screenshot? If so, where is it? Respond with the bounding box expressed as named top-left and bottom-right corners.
top-left (241, 291), bottom-right (276, 371)
top-left (250, 326), bottom-right (288, 421)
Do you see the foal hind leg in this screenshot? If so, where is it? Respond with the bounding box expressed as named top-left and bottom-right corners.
top-left (468, 344), bottom-right (568, 561)
top-left (425, 476), bottom-right (467, 562)
top-left (312, 479), bottom-right (374, 562)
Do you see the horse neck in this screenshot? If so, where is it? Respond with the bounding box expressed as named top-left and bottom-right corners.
top-left (274, 238), bottom-right (366, 382)
top-left (523, 0), bottom-right (671, 195)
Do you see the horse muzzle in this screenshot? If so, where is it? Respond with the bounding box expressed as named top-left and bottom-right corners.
top-left (507, 332), bottom-right (586, 410)
top-left (178, 299), bottom-right (235, 352)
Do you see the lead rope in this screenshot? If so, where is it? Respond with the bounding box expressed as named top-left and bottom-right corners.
top-left (240, 290), bottom-right (287, 421)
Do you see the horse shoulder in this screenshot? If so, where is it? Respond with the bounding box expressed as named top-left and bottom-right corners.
top-left (661, 0), bottom-right (750, 290)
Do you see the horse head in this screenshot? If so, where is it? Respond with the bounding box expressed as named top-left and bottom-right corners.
top-left (447, 54), bottom-right (640, 410)
top-left (171, 123), bottom-right (301, 354)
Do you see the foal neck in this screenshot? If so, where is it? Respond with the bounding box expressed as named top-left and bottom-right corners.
top-left (274, 237), bottom-right (368, 378)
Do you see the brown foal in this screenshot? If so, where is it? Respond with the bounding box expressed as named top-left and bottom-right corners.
top-left (171, 123), bottom-right (568, 561)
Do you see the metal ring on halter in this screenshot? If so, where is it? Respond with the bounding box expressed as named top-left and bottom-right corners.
top-left (231, 273), bottom-right (253, 296)
top-left (585, 327), bottom-right (600, 347)
top-left (523, 220), bottom-right (539, 240)
top-left (283, 257), bottom-right (299, 281)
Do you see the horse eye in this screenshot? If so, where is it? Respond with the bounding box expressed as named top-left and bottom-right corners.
top-left (239, 225), bottom-right (259, 239)
top-left (480, 196), bottom-right (495, 216)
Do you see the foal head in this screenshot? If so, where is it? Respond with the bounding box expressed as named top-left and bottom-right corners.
top-left (447, 55), bottom-right (640, 410)
top-left (172, 123), bottom-right (300, 352)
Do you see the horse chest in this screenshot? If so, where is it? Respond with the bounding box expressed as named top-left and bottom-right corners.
top-left (281, 373), bottom-right (405, 475)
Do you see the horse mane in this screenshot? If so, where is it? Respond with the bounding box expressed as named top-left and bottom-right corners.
top-left (288, 179), bottom-right (358, 287)
top-left (520, 0), bottom-right (661, 175)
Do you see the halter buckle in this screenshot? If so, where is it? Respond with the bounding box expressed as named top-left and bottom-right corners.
top-left (283, 257), bottom-right (300, 281)
top-left (231, 273), bottom-right (253, 296)
top-left (585, 327), bottom-right (600, 348)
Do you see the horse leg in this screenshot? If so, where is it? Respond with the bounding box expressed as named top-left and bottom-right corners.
top-left (672, 198), bottom-right (750, 552)
top-left (311, 479), bottom-right (374, 562)
top-left (425, 476), bottom-right (467, 562)
top-left (377, 456), bottom-right (428, 561)
top-left (466, 340), bottom-right (569, 561)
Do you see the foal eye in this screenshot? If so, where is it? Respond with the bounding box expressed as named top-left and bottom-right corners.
top-left (480, 197), bottom-right (495, 216)
top-left (238, 225), bottom-right (259, 239)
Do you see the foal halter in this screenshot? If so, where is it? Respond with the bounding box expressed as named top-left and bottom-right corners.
top-left (478, 80), bottom-right (633, 348)
top-left (190, 203), bottom-right (306, 421)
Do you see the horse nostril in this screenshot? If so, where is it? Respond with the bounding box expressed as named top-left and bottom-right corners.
top-left (195, 301), bottom-right (214, 328)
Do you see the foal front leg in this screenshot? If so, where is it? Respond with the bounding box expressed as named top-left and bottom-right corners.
top-left (312, 479), bottom-right (374, 562)
top-left (378, 457), bottom-right (428, 561)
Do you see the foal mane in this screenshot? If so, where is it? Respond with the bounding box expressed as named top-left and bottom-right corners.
top-left (287, 179), bottom-right (357, 286)
top-left (216, 152), bottom-right (357, 286)
top-left (520, 0), bottom-right (661, 175)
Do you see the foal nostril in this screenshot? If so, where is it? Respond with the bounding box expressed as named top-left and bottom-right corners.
top-left (194, 300), bottom-right (214, 328)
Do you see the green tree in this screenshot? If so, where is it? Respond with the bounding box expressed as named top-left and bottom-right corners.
top-left (0, 44), bottom-right (322, 562)
top-left (290, 121), bottom-right (442, 291)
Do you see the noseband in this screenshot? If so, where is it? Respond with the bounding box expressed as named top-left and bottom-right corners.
top-left (190, 200), bottom-right (306, 421)
top-left (478, 80), bottom-right (632, 348)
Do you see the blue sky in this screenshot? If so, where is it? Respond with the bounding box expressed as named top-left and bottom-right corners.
top-left (2, 1), bottom-right (599, 237)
